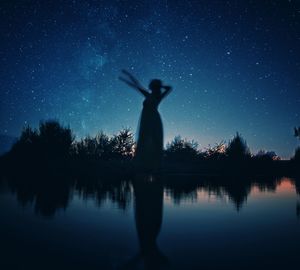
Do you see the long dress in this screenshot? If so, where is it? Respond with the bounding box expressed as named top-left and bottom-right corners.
top-left (134, 94), bottom-right (163, 171)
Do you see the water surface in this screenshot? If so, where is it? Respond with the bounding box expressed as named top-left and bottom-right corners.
top-left (0, 175), bottom-right (299, 269)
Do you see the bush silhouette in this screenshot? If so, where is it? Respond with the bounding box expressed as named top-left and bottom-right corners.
top-left (204, 141), bottom-right (226, 160)
top-left (74, 135), bottom-right (101, 159)
top-left (95, 132), bottom-right (114, 158)
top-left (254, 150), bottom-right (280, 161)
top-left (226, 133), bottom-right (250, 160)
top-left (7, 120), bottom-right (300, 168)
top-left (73, 128), bottom-right (134, 160)
top-left (165, 136), bottom-right (198, 161)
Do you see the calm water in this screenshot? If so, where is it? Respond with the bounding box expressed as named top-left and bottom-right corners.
top-left (0, 174), bottom-right (299, 270)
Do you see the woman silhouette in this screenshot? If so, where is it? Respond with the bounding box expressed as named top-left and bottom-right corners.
top-left (119, 70), bottom-right (172, 171)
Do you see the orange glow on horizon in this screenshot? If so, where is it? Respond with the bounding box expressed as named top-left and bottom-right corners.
top-left (251, 177), bottom-right (295, 196)
top-left (275, 178), bottom-right (295, 192)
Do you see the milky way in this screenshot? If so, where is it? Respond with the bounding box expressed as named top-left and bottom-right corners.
top-left (0, 0), bottom-right (300, 158)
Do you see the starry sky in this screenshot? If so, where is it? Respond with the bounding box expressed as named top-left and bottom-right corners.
top-left (0, 0), bottom-right (300, 158)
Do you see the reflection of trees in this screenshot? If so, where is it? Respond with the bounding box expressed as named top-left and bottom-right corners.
top-left (164, 174), bottom-right (200, 204)
top-left (163, 175), bottom-right (285, 211)
top-left (296, 177), bottom-right (300, 218)
top-left (0, 163), bottom-right (296, 217)
top-left (293, 177), bottom-right (300, 196)
top-left (220, 182), bottom-right (251, 211)
top-left (6, 168), bottom-right (73, 217)
top-left (75, 173), bottom-right (132, 210)
top-left (2, 163), bottom-right (132, 217)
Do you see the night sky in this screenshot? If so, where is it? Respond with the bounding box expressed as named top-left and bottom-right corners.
top-left (1, 0), bottom-right (299, 158)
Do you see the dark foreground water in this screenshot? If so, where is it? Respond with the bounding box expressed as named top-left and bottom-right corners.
top-left (0, 174), bottom-right (299, 270)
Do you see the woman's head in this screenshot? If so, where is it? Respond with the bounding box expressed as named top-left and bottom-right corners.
top-left (149, 79), bottom-right (162, 96)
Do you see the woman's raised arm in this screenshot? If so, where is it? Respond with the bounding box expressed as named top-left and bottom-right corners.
top-left (119, 70), bottom-right (149, 97)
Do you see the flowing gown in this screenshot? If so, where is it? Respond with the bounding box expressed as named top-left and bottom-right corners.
top-left (135, 94), bottom-right (163, 171)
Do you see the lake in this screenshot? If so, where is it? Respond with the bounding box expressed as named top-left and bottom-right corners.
top-left (0, 174), bottom-right (299, 270)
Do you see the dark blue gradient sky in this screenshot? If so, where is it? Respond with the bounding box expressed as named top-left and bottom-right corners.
top-left (1, 0), bottom-right (299, 158)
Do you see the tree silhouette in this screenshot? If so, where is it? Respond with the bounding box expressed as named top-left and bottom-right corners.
top-left (11, 125), bottom-right (39, 156)
top-left (95, 132), bottom-right (113, 158)
top-left (293, 127), bottom-right (300, 161)
top-left (293, 147), bottom-right (300, 161)
top-left (75, 135), bottom-right (99, 159)
top-left (10, 120), bottom-right (74, 161)
top-left (294, 127), bottom-right (300, 140)
top-left (226, 132), bottom-right (250, 160)
top-left (111, 128), bottom-right (135, 158)
top-left (5, 119), bottom-right (297, 175)
top-left (38, 120), bottom-right (74, 158)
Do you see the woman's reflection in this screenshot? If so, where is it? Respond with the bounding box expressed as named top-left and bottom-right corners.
top-left (123, 174), bottom-right (168, 269)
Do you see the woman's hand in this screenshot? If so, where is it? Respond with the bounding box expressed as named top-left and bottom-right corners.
top-left (161, 85), bottom-right (172, 99)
